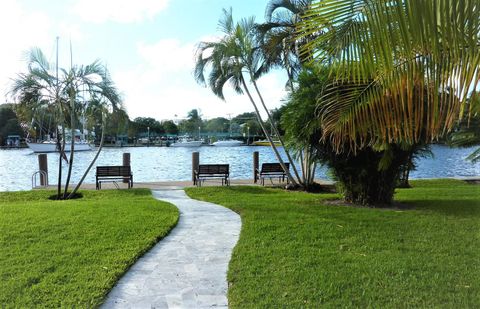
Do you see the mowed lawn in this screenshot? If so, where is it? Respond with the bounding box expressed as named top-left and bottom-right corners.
top-left (0, 189), bottom-right (178, 307)
top-left (186, 179), bottom-right (480, 308)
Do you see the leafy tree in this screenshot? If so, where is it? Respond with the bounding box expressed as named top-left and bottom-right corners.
top-left (205, 117), bottom-right (230, 133)
top-left (0, 105), bottom-right (23, 145)
top-left (178, 109), bottom-right (203, 135)
top-left (232, 112), bottom-right (257, 124)
top-left (104, 109), bottom-right (130, 140)
top-left (132, 117), bottom-right (164, 135)
top-left (162, 120), bottom-right (178, 135)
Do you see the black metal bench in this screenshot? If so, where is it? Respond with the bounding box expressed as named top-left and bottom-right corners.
top-left (96, 166), bottom-right (133, 189)
top-left (258, 163), bottom-right (289, 185)
top-left (194, 164), bottom-right (230, 186)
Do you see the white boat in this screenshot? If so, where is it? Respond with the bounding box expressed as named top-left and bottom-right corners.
top-left (27, 141), bottom-right (93, 153)
top-left (211, 140), bottom-right (244, 147)
top-left (170, 137), bottom-right (203, 147)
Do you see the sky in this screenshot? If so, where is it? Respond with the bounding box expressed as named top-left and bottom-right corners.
top-left (0, 0), bottom-right (289, 121)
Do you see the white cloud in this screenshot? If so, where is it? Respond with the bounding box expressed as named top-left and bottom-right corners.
top-left (113, 38), bottom-right (288, 121)
top-left (72, 0), bottom-right (169, 23)
top-left (0, 0), bottom-right (52, 101)
top-left (137, 39), bottom-right (195, 72)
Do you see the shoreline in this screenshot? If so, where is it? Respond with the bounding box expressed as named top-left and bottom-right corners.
top-left (32, 176), bottom-right (479, 191)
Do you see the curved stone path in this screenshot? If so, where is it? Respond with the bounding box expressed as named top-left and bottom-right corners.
top-left (101, 188), bottom-right (241, 309)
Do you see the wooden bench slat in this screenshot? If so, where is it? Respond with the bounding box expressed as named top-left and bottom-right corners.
top-left (194, 164), bottom-right (230, 186)
top-left (258, 163), bottom-right (289, 185)
top-left (96, 165), bottom-right (133, 190)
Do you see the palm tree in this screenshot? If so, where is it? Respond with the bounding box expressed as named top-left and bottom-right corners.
top-left (10, 47), bottom-right (121, 199)
top-left (256, 0), bottom-right (313, 89)
top-left (257, 0), bottom-right (322, 187)
top-left (11, 48), bottom-right (67, 198)
top-left (194, 8), bottom-right (302, 186)
top-left (297, 0), bottom-right (480, 151)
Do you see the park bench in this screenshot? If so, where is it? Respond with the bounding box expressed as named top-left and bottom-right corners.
top-left (194, 164), bottom-right (230, 186)
top-left (96, 166), bottom-right (133, 190)
top-left (257, 162), bottom-right (289, 186)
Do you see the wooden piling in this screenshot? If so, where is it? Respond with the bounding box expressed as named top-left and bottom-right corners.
top-left (192, 152), bottom-right (199, 184)
top-left (253, 151), bottom-right (259, 183)
top-left (123, 153), bottom-right (130, 183)
top-left (38, 154), bottom-right (48, 186)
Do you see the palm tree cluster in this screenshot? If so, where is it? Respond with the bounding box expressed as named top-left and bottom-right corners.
top-left (10, 47), bottom-right (122, 199)
top-left (195, 0), bottom-right (479, 205)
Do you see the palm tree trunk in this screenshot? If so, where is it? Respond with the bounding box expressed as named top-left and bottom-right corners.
top-left (68, 115), bottom-right (106, 198)
top-left (56, 126), bottom-right (62, 198)
top-left (250, 78), bottom-right (303, 185)
top-left (64, 94), bottom-right (76, 198)
top-left (240, 76), bottom-right (298, 186)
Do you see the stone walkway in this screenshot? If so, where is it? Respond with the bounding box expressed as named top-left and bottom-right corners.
top-left (101, 188), bottom-right (241, 309)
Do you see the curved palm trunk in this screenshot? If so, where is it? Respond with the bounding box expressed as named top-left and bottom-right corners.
top-left (250, 78), bottom-right (303, 185)
top-left (63, 95), bottom-right (76, 198)
top-left (55, 126), bottom-right (62, 198)
top-left (240, 76), bottom-right (298, 186)
top-left (68, 115), bottom-right (106, 198)
top-left (56, 126), bottom-right (68, 199)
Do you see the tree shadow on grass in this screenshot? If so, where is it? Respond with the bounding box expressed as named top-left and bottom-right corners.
top-left (221, 186), bottom-right (283, 195)
top-left (405, 199), bottom-right (480, 217)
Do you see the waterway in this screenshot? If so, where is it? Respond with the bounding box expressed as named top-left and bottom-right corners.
top-left (0, 144), bottom-right (479, 191)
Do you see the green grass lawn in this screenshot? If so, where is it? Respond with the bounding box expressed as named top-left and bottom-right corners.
top-left (0, 189), bottom-right (178, 307)
top-left (186, 179), bottom-right (480, 308)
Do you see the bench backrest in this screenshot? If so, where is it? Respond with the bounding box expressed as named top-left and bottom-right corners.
top-left (197, 164), bottom-right (229, 175)
top-left (260, 162), bottom-right (289, 173)
top-left (96, 165), bottom-right (131, 176)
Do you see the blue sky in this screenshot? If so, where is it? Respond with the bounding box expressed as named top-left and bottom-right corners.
top-left (0, 0), bottom-right (288, 120)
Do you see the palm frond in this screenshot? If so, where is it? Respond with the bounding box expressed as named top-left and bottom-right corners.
top-left (296, 0), bottom-right (480, 150)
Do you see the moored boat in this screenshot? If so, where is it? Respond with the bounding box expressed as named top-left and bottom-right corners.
top-left (27, 141), bottom-right (93, 153)
top-left (170, 136), bottom-right (203, 147)
top-left (211, 140), bottom-right (244, 147)
top-left (252, 139), bottom-right (281, 146)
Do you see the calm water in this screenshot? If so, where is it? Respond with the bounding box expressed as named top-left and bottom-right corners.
top-left (0, 144), bottom-right (479, 191)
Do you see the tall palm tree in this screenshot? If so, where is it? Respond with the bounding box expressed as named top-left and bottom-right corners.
top-left (11, 48), bottom-right (67, 198)
top-left (297, 0), bottom-right (480, 152)
top-left (257, 0), bottom-right (322, 187)
top-left (62, 62), bottom-right (122, 198)
top-left (256, 0), bottom-right (313, 89)
top-left (10, 47), bottom-right (121, 199)
top-left (194, 8), bottom-right (301, 186)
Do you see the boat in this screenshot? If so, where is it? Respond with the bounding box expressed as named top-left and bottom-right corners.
top-left (27, 140), bottom-right (93, 153)
top-left (253, 139), bottom-right (282, 146)
top-left (211, 139), bottom-right (244, 147)
top-left (170, 136), bottom-right (203, 147)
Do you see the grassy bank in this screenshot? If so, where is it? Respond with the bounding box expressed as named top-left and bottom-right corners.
top-left (0, 189), bottom-right (178, 307)
top-left (186, 179), bottom-right (480, 308)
